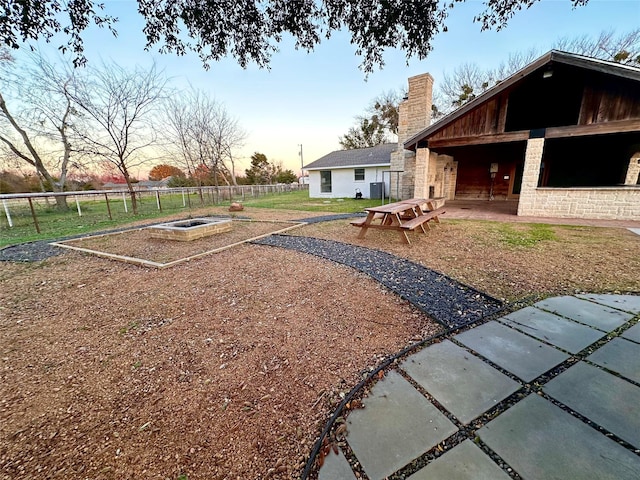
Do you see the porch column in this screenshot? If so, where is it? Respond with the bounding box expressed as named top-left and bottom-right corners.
top-left (413, 147), bottom-right (430, 199)
top-left (517, 138), bottom-right (545, 216)
top-left (624, 152), bottom-right (640, 185)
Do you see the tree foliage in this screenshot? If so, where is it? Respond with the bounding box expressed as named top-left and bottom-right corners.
top-left (148, 163), bottom-right (185, 181)
top-left (369, 89), bottom-right (405, 135)
top-left (339, 118), bottom-right (390, 150)
top-left (245, 152), bottom-right (275, 185)
top-left (243, 152), bottom-right (295, 184)
top-left (1, 0), bottom-right (590, 73)
top-left (473, 0), bottom-right (589, 32)
top-left (338, 89), bottom-right (405, 149)
top-left (275, 167), bottom-right (297, 184)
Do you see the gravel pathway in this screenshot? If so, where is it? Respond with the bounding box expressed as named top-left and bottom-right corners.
top-left (253, 235), bottom-right (503, 329)
top-left (0, 241), bottom-right (64, 262)
top-left (293, 213), bottom-right (365, 224)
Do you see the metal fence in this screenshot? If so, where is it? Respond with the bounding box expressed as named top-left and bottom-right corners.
top-left (0, 183), bottom-right (307, 237)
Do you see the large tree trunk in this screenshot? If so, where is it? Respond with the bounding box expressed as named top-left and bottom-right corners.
top-left (121, 166), bottom-right (138, 215)
top-left (0, 92), bottom-right (69, 210)
top-left (39, 168), bottom-right (69, 211)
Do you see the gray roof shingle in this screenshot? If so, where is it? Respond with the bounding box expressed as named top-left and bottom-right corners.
top-left (304, 143), bottom-right (395, 170)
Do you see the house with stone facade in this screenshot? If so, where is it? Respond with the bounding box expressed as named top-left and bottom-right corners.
top-left (391, 50), bottom-right (640, 220)
top-left (305, 143), bottom-right (394, 199)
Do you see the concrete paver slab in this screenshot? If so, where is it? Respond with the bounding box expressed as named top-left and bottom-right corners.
top-left (534, 295), bottom-right (632, 331)
top-left (401, 340), bottom-right (520, 425)
top-left (454, 321), bottom-right (568, 382)
top-left (345, 370), bottom-right (458, 480)
top-left (621, 322), bottom-right (640, 343)
top-left (544, 361), bottom-right (640, 448)
top-left (407, 440), bottom-right (511, 480)
top-left (587, 337), bottom-right (640, 384)
top-left (478, 394), bottom-right (640, 480)
top-left (499, 306), bottom-right (605, 353)
top-left (318, 449), bottom-right (357, 480)
top-left (577, 294), bottom-right (640, 313)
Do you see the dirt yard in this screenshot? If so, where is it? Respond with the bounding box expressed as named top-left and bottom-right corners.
top-left (1, 207), bottom-right (638, 480)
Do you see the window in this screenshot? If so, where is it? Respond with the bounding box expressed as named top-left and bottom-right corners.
top-left (320, 170), bottom-right (332, 193)
top-left (354, 168), bottom-right (365, 181)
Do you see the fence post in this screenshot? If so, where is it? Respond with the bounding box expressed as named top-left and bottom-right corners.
top-left (27, 197), bottom-right (41, 234)
top-left (2, 199), bottom-right (13, 227)
top-left (122, 191), bottom-right (128, 213)
top-left (105, 193), bottom-right (113, 220)
top-left (182, 189), bottom-right (186, 207)
top-left (75, 195), bottom-right (82, 217)
top-left (155, 190), bottom-right (162, 211)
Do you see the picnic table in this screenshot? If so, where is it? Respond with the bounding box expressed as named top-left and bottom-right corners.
top-left (350, 198), bottom-right (445, 244)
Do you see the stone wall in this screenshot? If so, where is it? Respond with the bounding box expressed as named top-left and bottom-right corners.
top-left (518, 138), bottom-right (640, 220)
top-left (624, 152), bottom-right (640, 185)
top-left (519, 187), bottom-right (640, 220)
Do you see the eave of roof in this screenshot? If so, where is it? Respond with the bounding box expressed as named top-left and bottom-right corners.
top-left (305, 162), bottom-right (390, 171)
top-left (404, 50), bottom-right (640, 150)
top-left (303, 143), bottom-right (396, 169)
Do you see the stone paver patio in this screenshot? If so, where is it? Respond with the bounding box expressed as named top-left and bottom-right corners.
top-left (318, 294), bottom-right (640, 480)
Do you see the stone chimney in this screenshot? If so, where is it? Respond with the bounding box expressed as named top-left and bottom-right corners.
top-left (391, 73), bottom-right (433, 199)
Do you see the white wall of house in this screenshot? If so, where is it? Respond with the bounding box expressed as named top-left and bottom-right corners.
top-left (308, 166), bottom-right (390, 199)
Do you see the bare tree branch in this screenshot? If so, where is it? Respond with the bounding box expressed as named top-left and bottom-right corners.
top-left (0, 51), bottom-right (81, 208)
top-left (70, 61), bottom-right (167, 213)
top-left (161, 89), bottom-right (246, 187)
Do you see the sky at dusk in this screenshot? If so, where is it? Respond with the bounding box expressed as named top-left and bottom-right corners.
top-left (17, 0), bottom-right (640, 177)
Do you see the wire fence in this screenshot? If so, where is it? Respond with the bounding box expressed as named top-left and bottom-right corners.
top-left (0, 183), bottom-right (308, 244)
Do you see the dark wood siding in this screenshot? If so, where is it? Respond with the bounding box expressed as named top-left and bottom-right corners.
top-left (579, 77), bottom-right (640, 124)
top-left (429, 94), bottom-right (509, 141)
top-left (427, 64), bottom-right (640, 144)
top-left (442, 143), bottom-right (526, 199)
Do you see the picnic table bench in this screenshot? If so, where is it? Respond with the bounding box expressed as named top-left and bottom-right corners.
top-left (350, 198), bottom-right (445, 244)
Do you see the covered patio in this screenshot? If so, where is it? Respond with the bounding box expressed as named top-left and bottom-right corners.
top-left (399, 50), bottom-right (640, 221)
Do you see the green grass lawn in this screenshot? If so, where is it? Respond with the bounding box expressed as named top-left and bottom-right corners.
top-left (0, 189), bottom-right (384, 248)
top-left (241, 189), bottom-right (384, 212)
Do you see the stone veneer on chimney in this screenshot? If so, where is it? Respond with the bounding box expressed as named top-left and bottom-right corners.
top-left (390, 73), bottom-right (433, 200)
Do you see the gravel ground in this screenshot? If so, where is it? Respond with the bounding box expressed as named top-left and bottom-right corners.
top-left (293, 213), bottom-right (366, 224)
top-left (2, 208), bottom-right (637, 479)
top-left (0, 241), bottom-right (441, 480)
top-left (254, 235), bottom-right (503, 329)
top-left (0, 240), bottom-right (65, 262)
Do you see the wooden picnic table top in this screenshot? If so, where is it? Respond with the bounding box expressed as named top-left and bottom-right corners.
top-left (364, 198), bottom-right (436, 215)
top-left (364, 202), bottom-right (414, 215)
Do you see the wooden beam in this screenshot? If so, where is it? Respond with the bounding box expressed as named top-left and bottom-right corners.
top-left (545, 119), bottom-right (640, 138)
top-left (427, 131), bottom-right (529, 149)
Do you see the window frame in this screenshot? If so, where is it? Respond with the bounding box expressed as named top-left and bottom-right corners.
top-left (320, 170), bottom-right (332, 193)
top-left (354, 168), bottom-right (365, 182)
